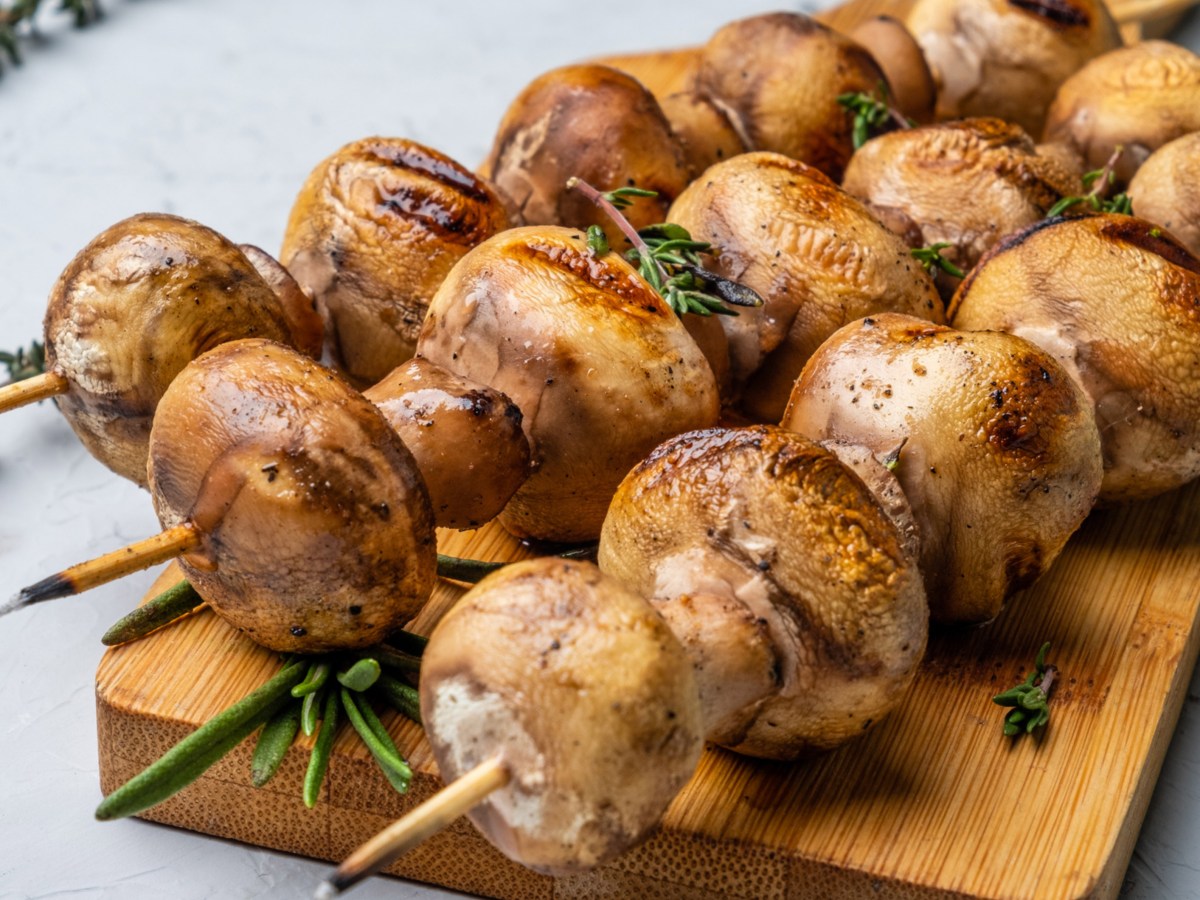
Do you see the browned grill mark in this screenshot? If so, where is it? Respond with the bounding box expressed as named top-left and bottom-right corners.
top-left (1008, 0), bottom-right (1090, 28)
top-left (1101, 218), bottom-right (1200, 276)
top-left (364, 140), bottom-right (491, 202)
top-left (510, 239), bottom-right (666, 309)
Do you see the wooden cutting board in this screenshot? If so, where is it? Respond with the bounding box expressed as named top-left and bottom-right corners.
top-left (96, 1), bottom-right (1200, 898)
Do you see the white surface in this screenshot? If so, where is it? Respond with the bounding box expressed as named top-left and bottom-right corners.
top-left (0, 2), bottom-right (1197, 898)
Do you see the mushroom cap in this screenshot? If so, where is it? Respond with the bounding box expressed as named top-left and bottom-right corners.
top-left (420, 558), bottom-right (703, 876)
top-left (906, 0), bottom-right (1120, 136)
top-left (599, 425), bottom-right (928, 758)
top-left (237, 244), bottom-right (326, 361)
top-left (657, 90), bottom-right (748, 179)
top-left (849, 16), bottom-right (937, 124)
top-left (950, 214), bottom-right (1200, 503)
top-left (840, 118), bottom-right (1082, 290)
top-left (1043, 41), bottom-right (1200, 184)
top-left (364, 358), bottom-right (530, 530)
top-left (417, 225), bottom-right (719, 542)
top-left (479, 64), bottom-right (689, 247)
top-left (43, 213), bottom-right (295, 488)
top-left (695, 12), bottom-right (888, 181)
top-left (667, 152), bottom-right (943, 421)
top-left (280, 137), bottom-right (510, 385)
top-left (148, 339), bottom-right (436, 652)
top-left (1128, 132), bottom-right (1200, 259)
top-left (782, 314), bottom-right (1102, 623)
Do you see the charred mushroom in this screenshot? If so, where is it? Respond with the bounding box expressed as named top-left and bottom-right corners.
top-left (40, 214), bottom-right (300, 487)
top-left (782, 314), bottom-right (1102, 623)
top-left (667, 152), bottom-right (943, 421)
top-left (479, 65), bottom-right (689, 248)
top-left (906, 0), bottom-right (1121, 136)
top-left (694, 12), bottom-right (888, 181)
top-left (657, 90), bottom-right (748, 179)
top-left (364, 358), bottom-right (530, 530)
top-left (1043, 41), bottom-right (1200, 184)
top-left (599, 426), bottom-right (927, 758)
top-left (950, 214), bottom-right (1200, 503)
top-left (418, 225), bottom-right (719, 543)
top-left (281, 137), bottom-right (510, 385)
top-left (148, 339), bottom-right (436, 652)
top-left (841, 118), bottom-right (1081, 297)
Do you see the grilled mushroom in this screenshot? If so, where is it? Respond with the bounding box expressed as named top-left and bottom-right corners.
top-left (950, 214), bottom-right (1200, 503)
top-left (782, 314), bottom-right (1103, 623)
top-left (1127, 133), bottom-right (1200, 258)
top-left (281, 137), bottom-right (510, 385)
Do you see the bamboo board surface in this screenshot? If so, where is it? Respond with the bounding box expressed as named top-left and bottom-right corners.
top-left (95, 0), bottom-right (1200, 897)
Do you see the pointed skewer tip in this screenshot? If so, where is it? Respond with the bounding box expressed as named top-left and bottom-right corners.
top-left (1, 573), bottom-right (74, 618)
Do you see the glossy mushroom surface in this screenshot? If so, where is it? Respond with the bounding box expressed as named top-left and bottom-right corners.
top-left (694, 12), bottom-right (888, 181)
top-left (421, 558), bottom-right (703, 875)
top-left (479, 64), bottom-right (689, 248)
top-left (950, 215), bottom-right (1200, 503)
top-left (841, 118), bottom-right (1081, 297)
top-left (364, 358), bottom-right (530, 530)
top-left (281, 137), bottom-right (510, 385)
top-left (44, 213), bottom-right (296, 487)
top-left (906, 0), bottom-right (1120, 136)
top-left (148, 339), bottom-right (436, 652)
top-left (849, 16), bottom-right (936, 124)
top-left (1043, 41), bottom-right (1200, 184)
top-left (783, 314), bottom-right (1102, 623)
top-left (1128, 133), bottom-right (1200, 258)
top-left (599, 426), bottom-right (927, 758)
top-left (418, 225), bottom-right (719, 542)
top-left (237, 243), bottom-right (325, 361)
top-left (668, 152), bottom-right (943, 421)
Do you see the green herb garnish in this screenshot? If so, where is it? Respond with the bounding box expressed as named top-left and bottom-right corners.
top-left (992, 642), bottom-right (1058, 737)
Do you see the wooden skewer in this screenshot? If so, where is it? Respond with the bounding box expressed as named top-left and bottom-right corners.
top-left (0, 370), bottom-right (69, 414)
top-left (2, 523), bottom-right (201, 618)
top-left (314, 755), bottom-right (511, 899)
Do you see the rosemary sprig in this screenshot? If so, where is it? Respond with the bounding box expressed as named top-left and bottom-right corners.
top-left (0, 0), bottom-right (100, 72)
top-left (0, 339), bottom-right (46, 385)
top-left (838, 82), bottom-right (912, 149)
top-left (992, 642), bottom-right (1058, 737)
top-left (911, 243), bottom-right (965, 279)
top-left (566, 177), bottom-right (764, 319)
top-left (95, 643), bottom-right (426, 819)
top-left (1046, 146), bottom-right (1132, 218)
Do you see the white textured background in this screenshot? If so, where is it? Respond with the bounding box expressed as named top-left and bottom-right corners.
top-left (0, 1), bottom-right (1198, 898)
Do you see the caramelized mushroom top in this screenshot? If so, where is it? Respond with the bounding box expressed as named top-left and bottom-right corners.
top-left (783, 315), bottom-right (1102, 623)
top-left (281, 137), bottom-right (510, 385)
top-left (148, 339), bottom-right (436, 652)
top-left (418, 226), bottom-right (719, 542)
top-left (44, 213), bottom-right (296, 487)
top-left (1043, 41), bottom-right (1200, 184)
top-left (1128, 132), bottom-right (1200, 259)
top-left (694, 12), bottom-right (888, 181)
top-left (906, 0), bottom-right (1121, 136)
top-left (479, 64), bottom-right (689, 247)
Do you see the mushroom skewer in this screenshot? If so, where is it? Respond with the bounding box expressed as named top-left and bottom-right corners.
top-left (318, 427), bottom-right (928, 893)
top-left (0, 213), bottom-right (321, 487)
top-left (8, 339), bottom-right (437, 653)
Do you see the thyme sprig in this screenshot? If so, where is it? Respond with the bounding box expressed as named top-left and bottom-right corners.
top-left (911, 243), bottom-right (965, 279)
top-left (0, 338), bottom-right (45, 385)
top-left (992, 642), bottom-right (1058, 737)
top-left (1047, 146), bottom-right (1132, 218)
top-left (0, 0), bottom-right (101, 72)
top-left (838, 82), bottom-right (912, 149)
top-left (566, 177), bottom-right (763, 318)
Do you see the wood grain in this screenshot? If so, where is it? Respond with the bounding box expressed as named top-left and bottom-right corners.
top-left (95, 1), bottom-right (1200, 897)
top-left (98, 473), bottom-right (1200, 900)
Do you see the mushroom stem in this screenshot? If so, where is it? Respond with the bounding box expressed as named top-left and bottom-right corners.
top-left (3, 523), bottom-right (200, 618)
top-left (317, 755), bottom-right (511, 898)
top-left (0, 369), bottom-right (68, 413)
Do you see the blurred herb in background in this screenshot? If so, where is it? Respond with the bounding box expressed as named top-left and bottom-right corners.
top-left (0, 0), bottom-right (101, 75)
